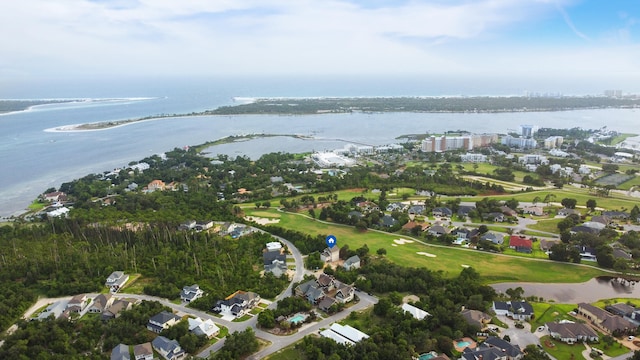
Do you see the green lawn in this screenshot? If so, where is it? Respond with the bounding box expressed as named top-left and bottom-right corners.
top-left (530, 303), bottom-right (577, 331)
top-left (266, 345), bottom-right (302, 360)
top-left (591, 298), bottom-right (640, 308)
top-left (617, 175), bottom-right (640, 191)
top-left (121, 274), bottom-right (151, 294)
top-left (250, 307), bottom-right (263, 315)
top-left (27, 200), bottom-right (46, 211)
top-left (527, 218), bottom-right (563, 234)
top-left (244, 208), bottom-right (608, 283)
top-left (540, 335), bottom-right (586, 360)
top-left (232, 314), bottom-right (253, 322)
top-left (595, 340), bottom-right (630, 358)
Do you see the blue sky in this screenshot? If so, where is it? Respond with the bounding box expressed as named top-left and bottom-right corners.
top-left (0, 0), bottom-right (638, 83)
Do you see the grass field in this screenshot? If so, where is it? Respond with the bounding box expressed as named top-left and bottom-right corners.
top-left (541, 335), bottom-right (586, 360)
top-left (527, 218), bottom-right (563, 234)
top-left (266, 346), bottom-right (301, 360)
top-left (244, 208), bottom-right (608, 283)
top-left (530, 303), bottom-right (577, 332)
top-left (591, 298), bottom-right (640, 308)
top-left (617, 175), bottom-right (640, 191)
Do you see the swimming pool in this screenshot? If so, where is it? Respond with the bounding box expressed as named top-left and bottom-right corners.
top-left (419, 353), bottom-right (436, 360)
top-left (457, 341), bottom-right (471, 348)
top-left (289, 314), bottom-right (307, 324)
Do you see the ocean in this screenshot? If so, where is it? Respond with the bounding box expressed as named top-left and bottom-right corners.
top-left (1, 76), bottom-right (639, 217)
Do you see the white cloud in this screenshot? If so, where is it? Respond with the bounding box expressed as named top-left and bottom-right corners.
top-left (0, 0), bottom-right (638, 78)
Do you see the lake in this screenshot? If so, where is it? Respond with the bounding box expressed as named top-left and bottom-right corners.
top-left (492, 277), bottom-right (640, 303)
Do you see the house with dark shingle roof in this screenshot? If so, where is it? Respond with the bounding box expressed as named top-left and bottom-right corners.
top-left (111, 343), bottom-right (131, 360)
top-left (147, 311), bottom-right (181, 333)
top-left (180, 284), bottom-right (204, 302)
top-left (457, 205), bottom-right (476, 217)
top-left (380, 214), bottom-right (399, 227)
top-left (481, 232), bottom-right (503, 245)
top-left (432, 207), bottom-right (453, 217)
top-left (461, 309), bottom-right (492, 329)
top-left (545, 322), bottom-right (599, 344)
top-left (461, 336), bottom-right (523, 360)
top-left (152, 336), bottom-right (185, 360)
top-left (578, 302), bottom-right (636, 334)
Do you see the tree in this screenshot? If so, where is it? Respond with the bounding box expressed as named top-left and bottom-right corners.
top-left (505, 199), bottom-right (519, 211)
top-left (523, 345), bottom-right (551, 360)
top-left (543, 193), bottom-right (556, 206)
top-left (377, 248), bottom-right (387, 256)
top-left (532, 196), bottom-right (541, 206)
top-left (257, 309), bottom-right (275, 328)
top-left (561, 198), bottom-right (577, 209)
top-left (263, 201), bottom-right (271, 209)
top-left (478, 225), bottom-right (489, 235)
top-left (586, 199), bottom-right (597, 211)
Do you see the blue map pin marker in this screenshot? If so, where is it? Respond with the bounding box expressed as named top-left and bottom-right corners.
top-left (326, 235), bottom-right (337, 248)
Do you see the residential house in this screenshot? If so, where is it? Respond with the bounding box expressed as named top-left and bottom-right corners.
top-left (194, 220), bottom-right (214, 231)
top-left (603, 211), bottom-right (629, 219)
top-left (571, 225), bottom-right (601, 235)
top-left (386, 202), bottom-right (406, 212)
top-left (348, 210), bottom-right (364, 220)
top-left (539, 239), bottom-right (561, 252)
top-left (500, 206), bottom-right (517, 217)
top-left (461, 336), bottom-right (523, 360)
top-left (295, 280), bottom-right (326, 304)
top-left (147, 311), bottom-right (181, 333)
top-left (493, 301), bottom-right (510, 316)
top-left (508, 236), bottom-right (532, 254)
top-left (510, 301), bottom-right (534, 320)
top-left (133, 343), bottom-right (153, 360)
top-left (212, 291), bottom-right (261, 318)
top-left (492, 301), bottom-right (533, 320)
top-left (356, 201), bottom-right (379, 213)
top-left (66, 294), bottom-right (88, 313)
top-left (152, 336), bottom-right (186, 360)
top-left (578, 303), bottom-right (636, 334)
top-left (180, 284), bottom-right (204, 303)
top-left (577, 246), bottom-right (597, 262)
top-left (433, 207), bottom-right (453, 217)
top-left (522, 206), bottom-right (544, 216)
top-left (47, 207), bottom-right (70, 218)
top-left (89, 293), bottom-right (115, 313)
top-left (318, 296), bottom-right (338, 312)
top-left (613, 248), bottom-right (633, 261)
top-left (461, 309), bottom-right (491, 329)
top-left (36, 300), bottom-right (69, 321)
top-left (43, 191), bottom-right (67, 202)
top-left (317, 273), bottom-right (337, 290)
top-left (484, 212), bottom-right (505, 222)
top-left (408, 205), bottom-right (426, 215)
top-left (402, 221), bottom-right (429, 232)
top-left (105, 271), bottom-right (129, 293)
top-left (591, 215), bottom-right (611, 226)
top-left (343, 255), bottom-right (361, 270)
top-left (101, 299), bottom-right (130, 320)
top-left (188, 317), bottom-right (220, 338)
top-left (380, 214), bottom-right (399, 227)
top-left (147, 180), bottom-right (166, 192)
top-left (428, 225), bottom-right (449, 237)
top-left (545, 322), bottom-right (599, 344)
top-left (558, 208), bottom-right (580, 217)
top-left (335, 284), bottom-right (355, 303)
top-left (452, 227), bottom-right (479, 240)
top-left (457, 205), bottom-right (476, 218)
top-left (111, 344), bottom-right (131, 360)
top-left (265, 241), bottom-right (283, 252)
top-left (178, 220), bottom-right (196, 231)
top-left (270, 176), bottom-right (284, 183)
top-left (263, 251), bottom-right (288, 277)
top-left (481, 232), bottom-right (503, 245)
top-left (606, 303), bottom-right (636, 318)
top-left (401, 303), bottom-right (431, 320)
top-left (320, 246), bottom-right (340, 262)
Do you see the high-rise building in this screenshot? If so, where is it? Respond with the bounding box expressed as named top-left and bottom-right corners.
top-left (520, 125), bottom-right (538, 138)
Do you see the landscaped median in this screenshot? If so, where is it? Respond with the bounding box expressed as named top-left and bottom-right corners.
top-left (242, 207), bottom-right (609, 283)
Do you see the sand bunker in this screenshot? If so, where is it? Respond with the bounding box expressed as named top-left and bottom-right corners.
top-left (393, 239), bottom-right (414, 245)
top-left (461, 264), bottom-right (470, 268)
top-left (245, 216), bottom-right (280, 225)
top-left (392, 244), bottom-right (398, 247)
top-left (416, 252), bottom-right (436, 258)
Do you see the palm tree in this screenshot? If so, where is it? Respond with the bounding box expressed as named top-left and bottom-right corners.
top-left (543, 193), bottom-right (556, 207)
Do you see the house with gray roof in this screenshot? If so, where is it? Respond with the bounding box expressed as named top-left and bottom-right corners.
top-left (481, 232), bottom-right (503, 245)
top-left (263, 251), bottom-right (288, 277)
top-left (152, 336), bottom-right (186, 360)
top-left (147, 311), bottom-right (181, 333)
top-left (545, 322), bottom-right (598, 344)
top-left (89, 293), bottom-right (114, 313)
top-left (461, 336), bottom-right (522, 360)
top-left (111, 344), bottom-right (131, 360)
top-left (461, 309), bottom-right (491, 329)
top-left (343, 255), bottom-right (361, 270)
top-left (578, 302), bottom-right (636, 335)
top-left (180, 284), bottom-right (204, 302)
top-left (433, 207), bottom-right (453, 217)
top-left (105, 271), bottom-right (129, 293)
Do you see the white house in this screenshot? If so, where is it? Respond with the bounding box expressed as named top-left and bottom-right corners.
top-left (180, 284), bottom-right (204, 303)
top-left (188, 317), bottom-right (220, 338)
top-left (105, 271), bottom-right (129, 293)
top-left (401, 303), bottom-right (431, 320)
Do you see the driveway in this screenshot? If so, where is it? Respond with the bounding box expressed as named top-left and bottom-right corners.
top-left (496, 315), bottom-right (541, 349)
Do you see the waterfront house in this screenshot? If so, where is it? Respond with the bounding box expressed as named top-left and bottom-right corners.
top-left (545, 322), bottom-right (599, 344)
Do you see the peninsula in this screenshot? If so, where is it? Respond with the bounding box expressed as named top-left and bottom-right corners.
top-left (45, 95), bottom-right (640, 131)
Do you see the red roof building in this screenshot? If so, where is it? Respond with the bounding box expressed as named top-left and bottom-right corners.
top-left (509, 236), bottom-right (532, 253)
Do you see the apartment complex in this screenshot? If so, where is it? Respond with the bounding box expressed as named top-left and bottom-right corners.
top-left (421, 134), bottom-right (497, 153)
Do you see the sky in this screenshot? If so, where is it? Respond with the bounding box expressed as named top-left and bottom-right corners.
top-left (1, 0), bottom-right (639, 83)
